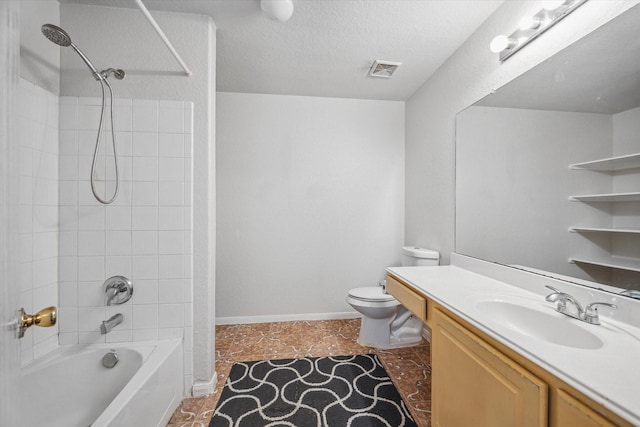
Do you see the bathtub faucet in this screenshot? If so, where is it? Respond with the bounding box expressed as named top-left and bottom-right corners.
top-left (100, 313), bottom-right (123, 334)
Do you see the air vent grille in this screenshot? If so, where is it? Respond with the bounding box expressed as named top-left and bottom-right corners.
top-left (368, 60), bottom-right (402, 78)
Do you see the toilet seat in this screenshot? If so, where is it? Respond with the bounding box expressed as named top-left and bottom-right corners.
top-left (348, 287), bottom-right (396, 303)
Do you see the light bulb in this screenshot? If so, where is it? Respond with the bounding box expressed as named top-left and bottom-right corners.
top-left (490, 35), bottom-right (514, 53)
top-left (519, 16), bottom-right (542, 31)
top-left (261, 0), bottom-right (294, 23)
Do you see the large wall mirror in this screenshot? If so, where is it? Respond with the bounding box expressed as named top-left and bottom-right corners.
top-left (456, 4), bottom-right (640, 298)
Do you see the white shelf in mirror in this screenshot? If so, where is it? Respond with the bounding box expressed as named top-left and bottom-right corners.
top-left (569, 227), bottom-right (640, 234)
top-left (569, 152), bottom-right (640, 171)
top-left (569, 192), bottom-right (640, 202)
top-left (569, 256), bottom-right (640, 273)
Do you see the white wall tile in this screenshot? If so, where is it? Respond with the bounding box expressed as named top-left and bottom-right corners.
top-left (158, 106), bottom-right (184, 134)
top-left (132, 132), bottom-right (159, 157)
top-left (59, 282), bottom-right (78, 307)
top-left (106, 206), bottom-right (132, 230)
top-left (132, 255), bottom-right (158, 280)
top-left (78, 306), bottom-right (107, 331)
top-left (133, 157), bottom-right (158, 181)
top-left (159, 133), bottom-right (184, 158)
top-left (159, 303), bottom-right (184, 328)
top-left (132, 304), bottom-right (158, 329)
top-left (159, 279), bottom-right (184, 303)
top-left (133, 100), bottom-right (158, 132)
top-left (159, 231), bottom-right (184, 254)
top-left (159, 207), bottom-right (184, 230)
top-left (132, 181), bottom-right (159, 206)
top-left (78, 105), bottom-right (102, 131)
top-left (78, 206), bottom-right (105, 230)
top-left (133, 279), bottom-right (159, 304)
top-left (105, 255), bottom-right (132, 278)
top-left (159, 182), bottom-right (184, 206)
top-left (132, 207), bottom-right (158, 230)
top-left (78, 230), bottom-right (105, 256)
top-left (132, 230), bottom-right (158, 255)
top-left (78, 256), bottom-right (105, 281)
top-left (106, 231), bottom-right (132, 255)
top-left (159, 157), bottom-right (184, 182)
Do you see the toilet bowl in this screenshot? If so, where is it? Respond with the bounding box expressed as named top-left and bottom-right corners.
top-left (346, 246), bottom-right (439, 349)
top-left (347, 286), bottom-right (423, 348)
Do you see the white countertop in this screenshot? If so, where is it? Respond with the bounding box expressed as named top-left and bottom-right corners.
top-left (386, 263), bottom-right (640, 425)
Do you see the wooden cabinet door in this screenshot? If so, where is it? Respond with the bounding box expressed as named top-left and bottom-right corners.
top-left (432, 309), bottom-right (548, 427)
top-left (552, 389), bottom-right (616, 427)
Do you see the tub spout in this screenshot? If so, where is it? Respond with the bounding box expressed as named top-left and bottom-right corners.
top-left (100, 313), bottom-right (123, 334)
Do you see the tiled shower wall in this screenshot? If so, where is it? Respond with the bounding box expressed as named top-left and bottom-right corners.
top-left (18, 78), bottom-right (60, 366)
top-left (56, 97), bottom-right (194, 392)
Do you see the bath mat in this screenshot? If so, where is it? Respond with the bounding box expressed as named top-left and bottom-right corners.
top-left (209, 354), bottom-right (417, 427)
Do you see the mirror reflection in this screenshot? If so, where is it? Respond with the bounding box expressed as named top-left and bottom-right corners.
top-left (456, 5), bottom-right (640, 297)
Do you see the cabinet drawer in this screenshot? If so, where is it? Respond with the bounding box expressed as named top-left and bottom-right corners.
top-left (386, 275), bottom-right (427, 322)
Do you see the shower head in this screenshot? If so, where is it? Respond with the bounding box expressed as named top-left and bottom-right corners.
top-left (41, 23), bottom-right (103, 81)
top-left (41, 24), bottom-right (72, 47)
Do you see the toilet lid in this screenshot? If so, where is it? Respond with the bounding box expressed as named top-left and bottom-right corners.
top-left (348, 287), bottom-right (397, 302)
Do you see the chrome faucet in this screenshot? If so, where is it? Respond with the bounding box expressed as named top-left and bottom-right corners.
top-left (104, 276), bottom-right (133, 306)
top-left (545, 285), bottom-right (616, 325)
top-left (100, 313), bottom-right (123, 334)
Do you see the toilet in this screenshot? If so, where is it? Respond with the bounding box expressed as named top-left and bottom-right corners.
top-left (346, 246), bottom-right (439, 349)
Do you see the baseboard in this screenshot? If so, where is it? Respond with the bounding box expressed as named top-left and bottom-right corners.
top-left (216, 311), bottom-right (361, 325)
top-left (191, 371), bottom-right (217, 397)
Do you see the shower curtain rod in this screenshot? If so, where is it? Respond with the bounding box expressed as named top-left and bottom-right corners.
top-left (133, 0), bottom-right (192, 77)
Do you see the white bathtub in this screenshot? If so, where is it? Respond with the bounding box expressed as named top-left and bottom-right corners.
top-left (20, 339), bottom-right (183, 427)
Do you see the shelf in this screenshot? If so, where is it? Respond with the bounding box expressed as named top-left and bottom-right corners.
top-left (569, 192), bottom-right (640, 202)
top-left (570, 152), bottom-right (640, 171)
top-left (569, 256), bottom-right (640, 273)
top-left (570, 227), bottom-right (640, 234)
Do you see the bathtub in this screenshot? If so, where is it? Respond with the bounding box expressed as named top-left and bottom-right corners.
top-left (20, 339), bottom-right (183, 427)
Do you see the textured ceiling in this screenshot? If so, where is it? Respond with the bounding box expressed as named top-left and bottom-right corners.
top-left (59, 0), bottom-right (503, 100)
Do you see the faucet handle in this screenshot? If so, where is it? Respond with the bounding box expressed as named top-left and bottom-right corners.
top-left (545, 285), bottom-right (562, 294)
top-left (583, 302), bottom-right (617, 325)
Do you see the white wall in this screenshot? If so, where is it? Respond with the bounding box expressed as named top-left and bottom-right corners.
top-left (59, 4), bottom-right (216, 394)
top-left (19, 0), bottom-right (60, 94)
top-left (216, 92), bottom-right (404, 320)
top-left (1, 2), bottom-right (22, 425)
top-left (405, 0), bottom-right (640, 265)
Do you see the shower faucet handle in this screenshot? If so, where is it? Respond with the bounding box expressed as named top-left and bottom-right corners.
top-left (104, 276), bottom-right (133, 306)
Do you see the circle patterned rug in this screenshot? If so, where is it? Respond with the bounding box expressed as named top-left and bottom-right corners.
top-left (209, 354), bottom-right (417, 426)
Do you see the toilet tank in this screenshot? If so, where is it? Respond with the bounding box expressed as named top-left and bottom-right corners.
top-left (401, 246), bottom-right (439, 266)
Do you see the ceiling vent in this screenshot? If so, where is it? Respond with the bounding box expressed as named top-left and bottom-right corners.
top-left (368, 60), bottom-right (402, 78)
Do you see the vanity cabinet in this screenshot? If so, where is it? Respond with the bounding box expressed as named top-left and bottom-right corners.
top-left (385, 274), bottom-right (633, 427)
top-left (432, 308), bottom-right (547, 427)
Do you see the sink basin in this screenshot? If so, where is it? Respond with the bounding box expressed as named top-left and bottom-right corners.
top-left (475, 300), bottom-right (603, 350)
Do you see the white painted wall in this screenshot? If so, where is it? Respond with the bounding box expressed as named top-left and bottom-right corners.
top-left (1, 2), bottom-right (21, 425)
top-left (59, 4), bottom-right (216, 393)
top-left (216, 92), bottom-right (404, 320)
top-left (456, 106), bottom-right (612, 281)
top-left (19, 0), bottom-right (60, 94)
top-left (405, 0), bottom-right (640, 265)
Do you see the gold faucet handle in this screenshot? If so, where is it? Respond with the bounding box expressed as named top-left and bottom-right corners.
top-left (18, 306), bottom-right (57, 338)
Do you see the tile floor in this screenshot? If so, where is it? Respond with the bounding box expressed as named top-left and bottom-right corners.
top-left (166, 319), bottom-right (432, 427)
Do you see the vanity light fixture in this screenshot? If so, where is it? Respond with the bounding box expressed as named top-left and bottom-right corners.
top-left (261, 0), bottom-right (294, 23)
top-left (490, 0), bottom-right (588, 61)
